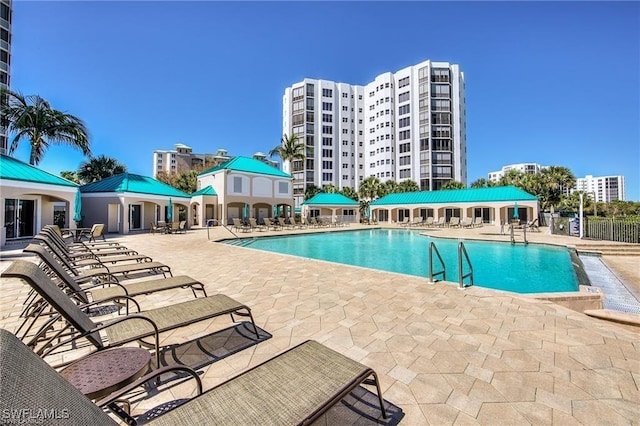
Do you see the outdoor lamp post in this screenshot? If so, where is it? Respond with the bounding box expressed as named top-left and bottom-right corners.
top-left (579, 193), bottom-right (584, 239)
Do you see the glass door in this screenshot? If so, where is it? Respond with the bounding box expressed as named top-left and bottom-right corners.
top-left (129, 204), bottom-right (142, 230)
top-left (4, 199), bottom-right (36, 239)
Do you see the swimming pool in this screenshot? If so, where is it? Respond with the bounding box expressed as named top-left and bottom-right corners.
top-left (228, 229), bottom-right (579, 294)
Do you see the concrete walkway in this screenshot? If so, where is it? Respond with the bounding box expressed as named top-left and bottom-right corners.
top-left (1, 225), bottom-right (638, 424)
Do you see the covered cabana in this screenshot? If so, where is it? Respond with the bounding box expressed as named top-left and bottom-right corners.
top-left (370, 186), bottom-right (539, 227)
top-left (301, 193), bottom-right (360, 224)
top-left (80, 173), bottom-right (191, 234)
top-left (0, 154), bottom-right (79, 246)
top-left (197, 156), bottom-right (293, 225)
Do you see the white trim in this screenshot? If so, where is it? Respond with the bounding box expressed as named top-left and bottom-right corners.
top-left (0, 179), bottom-right (77, 194)
top-left (81, 191), bottom-right (190, 201)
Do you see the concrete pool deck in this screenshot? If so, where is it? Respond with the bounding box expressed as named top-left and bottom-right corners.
top-left (0, 224), bottom-right (638, 424)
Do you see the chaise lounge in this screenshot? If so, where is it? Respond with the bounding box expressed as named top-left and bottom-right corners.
top-left (0, 328), bottom-right (387, 425)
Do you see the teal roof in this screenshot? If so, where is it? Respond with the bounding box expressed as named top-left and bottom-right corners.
top-left (302, 193), bottom-right (359, 206)
top-left (199, 156), bottom-right (291, 178)
top-left (80, 173), bottom-right (191, 198)
top-left (191, 185), bottom-right (217, 196)
top-left (371, 186), bottom-right (537, 206)
top-left (0, 154), bottom-right (78, 187)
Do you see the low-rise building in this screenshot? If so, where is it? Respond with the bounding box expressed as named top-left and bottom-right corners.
top-left (197, 156), bottom-right (293, 225)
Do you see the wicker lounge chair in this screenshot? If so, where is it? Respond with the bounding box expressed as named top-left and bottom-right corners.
top-left (1, 261), bottom-right (260, 367)
top-left (0, 328), bottom-right (387, 426)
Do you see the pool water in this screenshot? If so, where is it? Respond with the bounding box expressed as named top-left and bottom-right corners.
top-left (230, 229), bottom-right (579, 294)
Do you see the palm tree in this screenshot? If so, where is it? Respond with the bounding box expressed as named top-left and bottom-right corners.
top-left (538, 166), bottom-right (576, 212)
top-left (304, 184), bottom-right (321, 201)
top-left (1, 89), bottom-right (91, 165)
top-left (341, 186), bottom-right (359, 201)
top-left (322, 184), bottom-right (338, 193)
top-left (269, 134), bottom-right (305, 172)
top-left (470, 178), bottom-right (493, 188)
top-left (358, 176), bottom-right (381, 202)
top-left (77, 155), bottom-right (127, 184)
top-left (379, 180), bottom-right (398, 197)
top-left (441, 180), bottom-right (466, 190)
top-left (60, 171), bottom-right (79, 184)
top-left (398, 179), bottom-right (419, 193)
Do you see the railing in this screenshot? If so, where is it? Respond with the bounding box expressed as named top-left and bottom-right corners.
top-left (428, 242), bottom-right (446, 283)
top-left (585, 217), bottom-right (640, 243)
top-left (458, 242), bottom-right (474, 289)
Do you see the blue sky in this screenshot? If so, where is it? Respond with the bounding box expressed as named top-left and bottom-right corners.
top-left (9, 1), bottom-right (640, 200)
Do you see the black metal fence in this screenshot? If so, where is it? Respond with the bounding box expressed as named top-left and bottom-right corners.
top-left (584, 217), bottom-right (640, 243)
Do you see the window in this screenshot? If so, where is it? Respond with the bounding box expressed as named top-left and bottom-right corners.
top-left (342, 117), bottom-right (348, 123)
top-left (306, 83), bottom-right (315, 97)
top-left (399, 117), bottom-right (410, 128)
top-left (292, 87), bottom-right (304, 101)
top-left (398, 76), bottom-right (410, 88)
top-left (343, 175), bottom-right (349, 180)
top-left (399, 155), bottom-right (411, 166)
top-left (278, 182), bottom-right (289, 194)
top-left (342, 152), bottom-right (348, 157)
top-left (359, 95), bottom-right (363, 100)
top-left (322, 113), bottom-right (332, 123)
top-left (385, 82), bottom-right (389, 88)
top-left (398, 104), bottom-right (410, 115)
top-left (292, 114), bottom-right (304, 125)
top-left (322, 88), bottom-right (333, 97)
top-left (399, 92), bottom-right (410, 103)
top-left (342, 92), bottom-right (348, 98)
top-left (233, 177), bottom-right (242, 193)
top-left (399, 143), bottom-right (411, 153)
top-left (322, 137), bottom-right (332, 146)
top-left (322, 125), bottom-right (332, 134)
top-left (342, 106), bottom-right (348, 111)
top-left (293, 100), bottom-right (304, 112)
top-left (432, 99), bottom-right (451, 111)
top-left (322, 161), bottom-right (333, 169)
top-left (322, 102), bottom-right (333, 111)
top-left (342, 129), bottom-right (348, 134)
top-left (399, 169), bottom-right (411, 179)
top-left (399, 130), bottom-right (411, 140)
top-left (431, 84), bottom-right (450, 98)
top-left (342, 140), bottom-right (349, 146)
top-left (431, 68), bottom-right (450, 83)
top-left (420, 138), bottom-right (429, 150)
top-left (322, 149), bottom-right (333, 157)
top-left (322, 172), bottom-right (333, 181)
top-left (358, 108), bottom-right (362, 113)
top-left (342, 163), bottom-right (348, 168)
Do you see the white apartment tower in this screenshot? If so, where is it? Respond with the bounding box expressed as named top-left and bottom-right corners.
top-left (488, 163), bottom-right (547, 182)
top-left (0, 0), bottom-right (12, 154)
top-left (574, 175), bottom-right (626, 203)
top-left (283, 60), bottom-right (466, 207)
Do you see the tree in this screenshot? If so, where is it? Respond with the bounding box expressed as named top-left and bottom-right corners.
top-left (441, 180), bottom-right (466, 190)
top-left (304, 184), bottom-right (321, 201)
top-left (359, 176), bottom-right (381, 201)
top-left (78, 155), bottom-right (127, 184)
top-left (60, 171), bottom-right (79, 184)
top-left (538, 166), bottom-right (576, 211)
top-left (0, 89), bottom-right (91, 165)
top-left (269, 134), bottom-right (306, 172)
top-left (378, 180), bottom-right (398, 197)
top-left (341, 186), bottom-right (359, 201)
top-left (470, 178), bottom-right (493, 188)
top-left (322, 184), bottom-right (338, 193)
top-left (398, 179), bottom-right (419, 193)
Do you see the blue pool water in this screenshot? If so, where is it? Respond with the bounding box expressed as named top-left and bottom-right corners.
top-left (230, 229), bottom-right (579, 294)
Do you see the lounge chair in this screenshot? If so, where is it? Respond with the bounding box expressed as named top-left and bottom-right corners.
top-left (25, 243), bottom-right (206, 302)
top-left (32, 235), bottom-right (150, 265)
top-left (0, 328), bottom-right (387, 425)
top-left (460, 219), bottom-right (473, 228)
top-left (434, 217), bottom-right (446, 227)
top-left (527, 218), bottom-right (540, 232)
top-left (398, 218), bottom-right (410, 227)
top-left (43, 226), bottom-right (124, 251)
top-left (1, 261), bottom-right (260, 367)
top-left (248, 217), bottom-right (266, 231)
top-left (27, 239), bottom-right (172, 283)
top-left (422, 217), bottom-right (435, 227)
top-left (232, 218), bottom-right (251, 233)
top-left (472, 217), bottom-right (484, 228)
top-left (277, 217), bottom-right (292, 229)
top-left (79, 224), bottom-right (106, 242)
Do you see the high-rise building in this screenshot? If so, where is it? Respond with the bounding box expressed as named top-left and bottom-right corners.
top-left (574, 175), bottom-right (626, 203)
top-left (283, 59), bottom-right (466, 208)
top-left (488, 163), bottom-right (547, 182)
top-left (0, 0), bottom-right (12, 155)
top-left (152, 144), bottom-right (278, 177)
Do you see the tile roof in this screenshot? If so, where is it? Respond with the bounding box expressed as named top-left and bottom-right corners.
top-left (0, 154), bottom-right (78, 187)
top-left (199, 156), bottom-right (291, 178)
top-left (371, 186), bottom-right (537, 206)
top-left (302, 193), bottom-right (360, 206)
top-left (191, 185), bottom-right (217, 196)
top-left (80, 173), bottom-right (191, 198)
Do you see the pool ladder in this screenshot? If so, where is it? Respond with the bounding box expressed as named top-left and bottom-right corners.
top-left (428, 242), bottom-right (474, 289)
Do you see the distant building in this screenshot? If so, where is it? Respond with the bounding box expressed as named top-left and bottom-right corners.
top-left (574, 175), bottom-right (625, 203)
top-left (152, 144), bottom-right (278, 177)
top-left (1, 0), bottom-right (12, 155)
top-left (283, 59), bottom-right (466, 208)
top-left (488, 163), bottom-right (547, 182)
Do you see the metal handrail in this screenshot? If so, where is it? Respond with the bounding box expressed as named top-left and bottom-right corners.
top-left (458, 242), bottom-right (474, 289)
top-left (428, 242), bottom-right (446, 283)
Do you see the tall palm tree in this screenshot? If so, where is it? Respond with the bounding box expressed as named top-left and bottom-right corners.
top-left (77, 155), bottom-right (127, 184)
top-left (322, 184), bottom-right (338, 193)
top-left (341, 186), bottom-right (359, 201)
top-left (358, 176), bottom-right (381, 202)
top-left (441, 180), bottom-right (466, 190)
top-left (304, 184), bottom-right (321, 201)
top-left (470, 178), bottom-right (493, 188)
top-left (539, 166), bottom-right (576, 211)
top-left (269, 133), bottom-right (306, 172)
top-left (398, 179), bottom-right (419, 193)
top-left (1, 89), bottom-right (91, 165)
